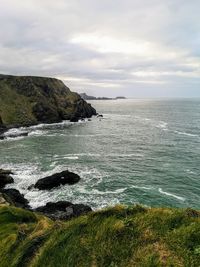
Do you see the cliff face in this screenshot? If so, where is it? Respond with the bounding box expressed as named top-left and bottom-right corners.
top-left (0, 74), bottom-right (96, 128)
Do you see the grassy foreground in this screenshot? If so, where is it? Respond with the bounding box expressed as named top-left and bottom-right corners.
top-left (1, 205), bottom-right (200, 267)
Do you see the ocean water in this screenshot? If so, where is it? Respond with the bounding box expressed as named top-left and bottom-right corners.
top-left (0, 99), bottom-right (200, 210)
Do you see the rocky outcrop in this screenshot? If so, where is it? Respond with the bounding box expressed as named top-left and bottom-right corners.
top-left (34, 170), bottom-right (81, 190)
top-left (0, 169), bottom-right (14, 188)
top-left (0, 193), bottom-right (10, 206)
top-left (0, 74), bottom-right (96, 128)
top-left (35, 201), bottom-right (92, 220)
top-left (1, 189), bottom-right (30, 209)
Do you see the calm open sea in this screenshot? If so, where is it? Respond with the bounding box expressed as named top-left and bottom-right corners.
top-left (1, 99), bottom-right (200, 209)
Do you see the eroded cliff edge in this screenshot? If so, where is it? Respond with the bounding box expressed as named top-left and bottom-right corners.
top-left (0, 74), bottom-right (96, 132)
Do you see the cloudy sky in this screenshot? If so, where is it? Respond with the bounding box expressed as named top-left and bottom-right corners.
top-left (0, 0), bottom-right (200, 97)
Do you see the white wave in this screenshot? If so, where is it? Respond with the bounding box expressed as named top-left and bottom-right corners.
top-left (78, 187), bottom-right (127, 195)
top-left (156, 121), bottom-right (168, 131)
top-left (64, 133), bottom-right (118, 137)
top-left (107, 153), bottom-right (144, 158)
top-left (53, 153), bottom-right (101, 160)
top-left (174, 130), bottom-right (199, 137)
top-left (185, 169), bottom-right (196, 175)
top-left (69, 153), bottom-right (101, 157)
top-left (28, 130), bottom-right (47, 136)
top-left (3, 136), bottom-right (26, 141)
top-left (134, 117), bottom-right (169, 132)
top-left (30, 119), bottom-right (91, 129)
top-left (158, 188), bottom-right (185, 201)
top-left (50, 162), bottom-right (57, 168)
top-left (103, 113), bottom-right (131, 118)
top-left (2, 127), bottom-right (29, 139)
top-left (63, 156), bottom-right (79, 160)
top-left (131, 185), bottom-right (152, 190)
top-left (29, 120), bottom-right (72, 130)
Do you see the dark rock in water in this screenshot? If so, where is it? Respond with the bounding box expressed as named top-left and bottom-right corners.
top-left (1, 188), bottom-right (30, 209)
top-left (35, 201), bottom-right (92, 220)
top-left (0, 169), bottom-right (14, 188)
top-left (97, 114), bottom-right (103, 118)
top-left (70, 116), bottom-right (80, 122)
top-left (36, 201), bottom-right (72, 213)
top-left (34, 170), bottom-right (81, 190)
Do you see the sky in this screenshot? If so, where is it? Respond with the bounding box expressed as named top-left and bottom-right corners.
top-left (0, 0), bottom-right (200, 97)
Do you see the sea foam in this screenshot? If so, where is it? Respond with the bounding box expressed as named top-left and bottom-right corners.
top-left (158, 188), bottom-right (185, 201)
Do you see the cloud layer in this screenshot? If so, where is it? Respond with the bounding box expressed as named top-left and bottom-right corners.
top-left (0, 0), bottom-right (200, 97)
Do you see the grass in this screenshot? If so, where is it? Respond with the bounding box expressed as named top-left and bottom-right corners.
top-left (0, 204), bottom-right (200, 267)
top-left (0, 82), bottom-right (36, 126)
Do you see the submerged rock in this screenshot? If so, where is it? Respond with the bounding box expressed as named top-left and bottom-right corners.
top-left (35, 201), bottom-right (92, 220)
top-left (97, 114), bottom-right (103, 118)
top-left (0, 169), bottom-right (14, 188)
top-left (34, 170), bottom-right (81, 190)
top-left (1, 188), bottom-right (30, 209)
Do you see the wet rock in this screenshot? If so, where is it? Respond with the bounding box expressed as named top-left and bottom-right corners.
top-left (1, 189), bottom-right (30, 209)
top-left (70, 116), bottom-right (80, 122)
top-left (0, 169), bottom-right (14, 188)
top-left (34, 170), bottom-right (81, 190)
top-left (35, 201), bottom-right (92, 220)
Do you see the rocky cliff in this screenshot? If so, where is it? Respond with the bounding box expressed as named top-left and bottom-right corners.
top-left (0, 74), bottom-right (96, 130)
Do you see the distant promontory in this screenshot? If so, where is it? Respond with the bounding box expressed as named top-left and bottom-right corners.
top-left (80, 93), bottom-right (126, 101)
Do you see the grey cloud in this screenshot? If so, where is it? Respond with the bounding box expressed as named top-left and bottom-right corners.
top-left (0, 0), bottom-right (199, 97)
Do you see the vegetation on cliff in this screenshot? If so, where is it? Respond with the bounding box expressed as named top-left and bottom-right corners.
top-left (0, 204), bottom-right (200, 267)
top-left (0, 74), bottom-right (96, 130)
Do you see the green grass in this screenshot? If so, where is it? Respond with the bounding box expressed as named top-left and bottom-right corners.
top-left (0, 82), bottom-right (36, 126)
top-left (0, 205), bottom-right (200, 267)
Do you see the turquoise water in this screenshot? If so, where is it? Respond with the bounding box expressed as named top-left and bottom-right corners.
top-left (0, 99), bottom-right (200, 209)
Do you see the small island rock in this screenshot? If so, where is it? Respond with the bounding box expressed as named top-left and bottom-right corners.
top-left (34, 170), bottom-right (81, 190)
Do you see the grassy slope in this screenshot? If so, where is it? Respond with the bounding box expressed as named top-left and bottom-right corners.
top-left (0, 80), bottom-right (37, 126)
top-left (1, 205), bottom-right (200, 267)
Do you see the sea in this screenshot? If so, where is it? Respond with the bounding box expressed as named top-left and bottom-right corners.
top-left (1, 98), bottom-right (200, 210)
